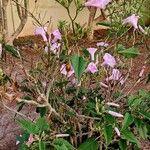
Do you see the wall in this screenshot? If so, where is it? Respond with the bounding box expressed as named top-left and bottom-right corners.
top-left (7, 0), bottom-right (89, 37)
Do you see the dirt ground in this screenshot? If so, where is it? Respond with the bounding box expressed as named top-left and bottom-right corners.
top-left (0, 31), bottom-right (150, 149)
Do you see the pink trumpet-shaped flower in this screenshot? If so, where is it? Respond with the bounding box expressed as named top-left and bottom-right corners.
top-left (60, 64), bottom-right (68, 76)
top-left (114, 127), bottom-right (121, 137)
top-left (139, 65), bottom-right (146, 77)
top-left (106, 69), bottom-right (122, 81)
top-left (26, 134), bottom-right (35, 147)
top-left (0, 43), bottom-right (2, 58)
top-left (138, 25), bottom-right (148, 35)
top-left (60, 64), bottom-right (74, 78)
top-left (52, 29), bottom-right (62, 43)
top-left (123, 14), bottom-right (147, 34)
top-left (108, 110), bottom-right (123, 118)
top-left (87, 48), bottom-right (97, 61)
top-left (35, 26), bottom-right (48, 41)
top-left (106, 102), bottom-right (120, 107)
top-left (86, 62), bottom-right (98, 74)
top-left (97, 42), bottom-right (109, 47)
top-left (44, 42), bottom-right (61, 54)
top-left (123, 14), bottom-right (140, 29)
top-left (51, 42), bottom-right (61, 54)
top-left (102, 53), bottom-right (116, 68)
top-left (85, 0), bottom-right (112, 9)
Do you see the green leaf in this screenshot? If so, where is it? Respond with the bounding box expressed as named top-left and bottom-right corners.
top-left (53, 138), bottom-right (75, 150)
top-left (97, 21), bottom-right (112, 27)
top-left (19, 144), bottom-right (30, 150)
top-left (17, 119), bottom-right (39, 134)
top-left (36, 117), bottom-right (49, 132)
top-left (122, 113), bottom-right (134, 130)
top-left (121, 129), bottom-right (139, 145)
top-left (53, 143), bottom-right (68, 150)
top-left (71, 54), bottom-right (87, 82)
top-left (117, 44), bottom-right (126, 51)
top-left (17, 102), bottom-right (25, 112)
top-left (22, 95), bottom-right (33, 100)
top-left (128, 96), bottom-right (142, 108)
top-left (139, 110), bottom-right (150, 120)
top-left (146, 74), bottom-right (150, 83)
top-left (119, 139), bottom-right (127, 150)
top-left (103, 125), bottom-right (113, 146)
top-left (36, 107), bottom-right (47, 117)
top-left (135, 119), bottom-right (148, 139)
top-left (39, 140), bottom-right (46, 150)
top-left (78, 138), bottom-right (99, 150)
top-left (104, 114), bottom-right (115, 125)
top-left (138, 125), bottom-right (148, 139)
top-left (117, 46), bottom-right (140, 58)
top-left (4, 44), bottom-right (20, 58)
top-left (16, 132), bottom-right (30, 145)
top-left (82, 48), bottom-right (90, 58)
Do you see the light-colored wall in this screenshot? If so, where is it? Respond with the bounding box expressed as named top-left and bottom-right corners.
top-left (7, 0), bottom-right (89, 37)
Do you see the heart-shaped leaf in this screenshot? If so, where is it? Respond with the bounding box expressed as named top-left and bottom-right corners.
top-left (97, 21), bottom-right (112, 27)
top-left (71, 54), bottom-right (87, 82)
top-left (122, 113), bottom-right (134, 130)
top-left (117, 46), bottom-right (140, 58)
top-left (103, 125), bottom-right (113, 146)
top-left (121, 129), bottom-right (139, 145)
top-left (78, 138), bottom-right (99, 150)
top-left (39, 140), bottom-right (46, 150)
top-left (4, 44), bottom-right (20, 58)
top-left (53, 138), bottom-right (75, 150)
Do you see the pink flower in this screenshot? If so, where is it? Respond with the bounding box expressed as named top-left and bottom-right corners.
top-left (87, 48), bottom-right (97, 61)
top-left (97, 42), bottom-right (109, 47)
top-left (139, 65), bottom-right (146, 77)
top-left (26, 134), bottom-right (35, 147)
top-left (60, 64), bottom-right (67, 76)
top-left (60, 64), bottom-right (74, 78)
top-left (114, 127), bottom-right (120, 137)
top-left (108, 110), bottom-right (123, 118)
top-left (138, 25), bottom-right (147, 35)
top-left (106, 69), bottom-right (122, 81)
top-left (102, 53), bottom-right (116, 68)
top-left (85, 0), bottom-right (112, 9)
top-left (68, 76), bottom-right (78, 86)
top-left (106, 102), bottom-right (120, 107)
top-left (86, 62), bottom-right (98, 74)
top-left (0, 43), bottom-right (2, 58)
top-left (51, 29), bottom-right (61, 43)
top-left (51, 42), bottom-right (61, 54)
top-left (106, 69), bottom-right (124, 84)
top-left (35, 26), bottom-right (48, 41)
top-left (123, 14), bottom-right (140, 29)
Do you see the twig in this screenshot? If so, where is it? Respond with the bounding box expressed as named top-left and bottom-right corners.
top-left (1, 101), bottom-right (33, 121)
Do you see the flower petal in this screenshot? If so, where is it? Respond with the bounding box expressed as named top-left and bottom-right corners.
top-left (102, 53), bottom-right (116, 68)
top-left (52, 29), bottom-right (61, 43)
top-left (123, 14), bottom-right (139, 29)
top-left (35, 26), bottom-right (48, 41)
top-left (97, 42), bottom-right (109, 47)
top-left (114, 127), bottom-right (121, 137)
top-left (86, 62), bottom-right (98, 74)
top-left (85, 0), bottom-right (112, 9)
top-left (106, 102), bottom-right (120, 107)
top-left (108, 110), bottom-right (123, 118)
top-left (87, 48), bottom-right (97, 61)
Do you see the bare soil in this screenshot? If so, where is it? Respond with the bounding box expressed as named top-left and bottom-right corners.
top-left (0, 31), bottom-right (150, 149)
